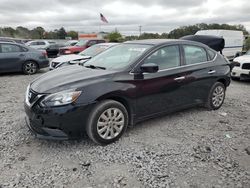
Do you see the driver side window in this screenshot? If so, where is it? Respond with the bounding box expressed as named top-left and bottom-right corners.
top-left (144, 45), bottom-right (180, 70)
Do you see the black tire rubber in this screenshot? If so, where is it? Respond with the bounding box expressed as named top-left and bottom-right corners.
top-left (86, 100), bottom-right (128, 145)
top-left (22, 61), bottom-right (38, 75)
top-left (206, 82), bottom-right (226, 110)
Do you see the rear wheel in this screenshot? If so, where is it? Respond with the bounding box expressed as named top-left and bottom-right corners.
top-left (206, 82), bottom-right (226, 110)
top-left (23, 61), bottom-right (38, 75)
top-left (86, 100), bottom-right (128, 145)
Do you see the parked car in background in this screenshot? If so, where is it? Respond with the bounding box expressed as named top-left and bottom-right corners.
top-left (231, 50), bottom-right (250, 80)
top-left (59, 39), bottom-right (106, 55)
top-left (26, 40), bottom-right (61, 58)
top-left (50, 43), bottom-right (118, 70)
top-left (0, 37), bottom-right (25, 44)
top-left (24, 39), bottom-right (231, 145)
top-left (26, 40), bottom-right (54, 50)
top-left (64, 40), bottom-right (78, 47)
top-left (195, 30), bottom-right (244, 60)
top-left (0, 42), bottom-right (49, 74)
top-left (45, 43), bottom-right (61, 58)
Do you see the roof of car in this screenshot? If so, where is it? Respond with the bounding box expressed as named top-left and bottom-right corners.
top-left (125, 39), bottom-right (211, 48)
top-left (124, 39), bottom-right (182, 45)
top-left (0, 41), bottom-right (19, 44)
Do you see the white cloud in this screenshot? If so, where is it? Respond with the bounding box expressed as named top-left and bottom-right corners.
top-left (0, 0), bottom-right (249, 35)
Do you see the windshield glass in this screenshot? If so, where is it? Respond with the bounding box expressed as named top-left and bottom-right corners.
top-left (79, 45), bottom-right (110, 57)
top-left (85, 44), bottom-right (151, 70)
top-left (75, 40), bottom-right (87, 46)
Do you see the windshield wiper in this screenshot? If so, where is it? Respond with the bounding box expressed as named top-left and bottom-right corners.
top-left (84, 64), bottom-right (106, 70)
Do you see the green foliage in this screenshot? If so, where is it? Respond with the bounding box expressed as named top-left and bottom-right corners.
top-left (168, 23), bottom-right (249, 39)
top-left (244, 37), bottom-right (250, 51)
top-left (107, 31), bottom-right (122, 42)
top-left (0, 26), bottom-right (78, 39)
top-left (67, 30), bottom-right (78, 39)
top-left (57, 27), bottom-right (67, 39)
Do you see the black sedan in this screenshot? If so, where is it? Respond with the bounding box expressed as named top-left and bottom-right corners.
top-left (0, 42), bottom-right (49, 74)
top-left (24, 39), bottom-right (231, 144)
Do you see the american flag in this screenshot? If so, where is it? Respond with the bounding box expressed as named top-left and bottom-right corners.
top-left (100, 13), bottom-right (108, 23)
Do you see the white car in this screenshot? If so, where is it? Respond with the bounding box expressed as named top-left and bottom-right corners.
top-left (231, 50), bottom-right (250, 80)
top-left (50, 43), bottom-right (118, 70)
top-left (26, 40), bottom-right (55, 50)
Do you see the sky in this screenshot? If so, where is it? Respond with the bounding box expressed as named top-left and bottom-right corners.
top-left (0, 0), bottom-right (249, 35)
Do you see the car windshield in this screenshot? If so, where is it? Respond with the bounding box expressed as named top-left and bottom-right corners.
top-left (84, 44), bottom-right (151, 70)
top-left (75, 40), bottom-right (88, 46)
top-left (79, 45), bottom-right (110, 57)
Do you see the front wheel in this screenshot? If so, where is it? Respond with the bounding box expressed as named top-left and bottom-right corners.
top-left (206, 82), bottom-right (226, 110)
top-left (23, 61), bottom-right (38, 75)
top-left (86, 100), bottom-right (128, 145)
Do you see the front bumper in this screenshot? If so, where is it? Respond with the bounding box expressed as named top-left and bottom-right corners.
top-left (231, 67), bottom-right (250, 79)
top-left (24, 102), bottom-right (94, 140)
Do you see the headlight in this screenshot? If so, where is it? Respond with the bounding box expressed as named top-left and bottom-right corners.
top-left (40, 90), bottom-right (81, 107)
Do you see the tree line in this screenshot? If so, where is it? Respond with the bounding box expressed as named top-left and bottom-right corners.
top-left (124, 23), bottom-right (249, 41)
top-left (0, 26), bottom-right (78, 39)
top-left (0, 23), bottom-right (249, 41)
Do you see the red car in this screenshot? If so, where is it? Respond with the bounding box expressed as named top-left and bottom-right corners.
top-left (59, 39), bottom-right (106, 55)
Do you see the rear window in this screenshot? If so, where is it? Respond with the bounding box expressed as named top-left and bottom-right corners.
top-left (207, 49), bottom-right (216, 60)
top-left (1, 44), bottom-right (22, 53)
top-left (183, 45), bottom-right (208, 65)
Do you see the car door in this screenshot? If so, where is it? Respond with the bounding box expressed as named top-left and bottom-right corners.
top-left (179, 44), bottom-right (217, 104)
top-left (134, 45), bottom-right (191, 118)
top-left (0, 43), bottom-right (26, 73)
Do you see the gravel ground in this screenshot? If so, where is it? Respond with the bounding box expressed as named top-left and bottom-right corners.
top-left (0, 69), bottom-right (250, 188)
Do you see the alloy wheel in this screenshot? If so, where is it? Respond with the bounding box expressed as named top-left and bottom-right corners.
top-left (97, 108), bottom-right (125, 140)
top-left (212, 85), bottom-right (225, 107)
top-left (25, 62), bottom-right (37, 74)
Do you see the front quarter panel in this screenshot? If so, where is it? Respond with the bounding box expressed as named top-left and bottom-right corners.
top-left (76, 72), bottom-right (137, 105)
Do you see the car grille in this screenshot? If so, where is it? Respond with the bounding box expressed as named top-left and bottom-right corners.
top-left (242, 63), bottom-right (250, 70)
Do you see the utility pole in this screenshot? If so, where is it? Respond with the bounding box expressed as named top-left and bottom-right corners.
top-left (139, 25), bottom-right (142, 36)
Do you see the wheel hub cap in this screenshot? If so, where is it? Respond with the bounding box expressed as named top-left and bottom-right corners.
top-left (212, 86), bottom-right (224, 107)
top-left (25, 63), bottom-right (36, 74)
top-left (97, 108), bottom-right (125, 140)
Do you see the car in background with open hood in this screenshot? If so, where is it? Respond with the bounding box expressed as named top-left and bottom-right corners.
top-left (49, 43), bottom-right (118, 70)
top-left (59, 39), bottom-right (106, 55)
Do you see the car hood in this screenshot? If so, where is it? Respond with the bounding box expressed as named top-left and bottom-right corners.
top-left (52, 54), bottom-right (91, 63)
top-left (31, 65), bottom-right (116, 93)
top-left (234, 55), bottom-right (250, 63)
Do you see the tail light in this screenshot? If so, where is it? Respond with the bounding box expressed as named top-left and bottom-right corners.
top-left (64, 50), bottom-right (72, 54)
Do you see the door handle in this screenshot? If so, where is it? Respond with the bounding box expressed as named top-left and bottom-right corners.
top-left (208, 70), bottom-right (216, 74)
top-left (19, 54), bottom-right (25, 57)
top-left (174, 76), bottom-right (185, 81)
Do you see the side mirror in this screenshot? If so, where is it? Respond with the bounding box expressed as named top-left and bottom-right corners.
top-left (140, 63), bottom-right (159, 73)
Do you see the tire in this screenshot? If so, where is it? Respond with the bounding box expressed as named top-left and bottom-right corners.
top-left (206, 82), bottom-right (226, 110)
top-left (22, 61), bottom-right (38, 75)
top-left (86, 100), bottom-right (128, 145)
